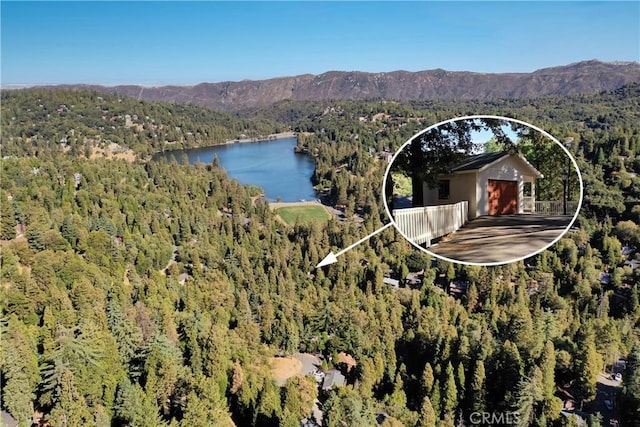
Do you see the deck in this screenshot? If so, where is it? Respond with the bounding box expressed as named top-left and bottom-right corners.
top-left (426, 214), bottom-right (574, 264)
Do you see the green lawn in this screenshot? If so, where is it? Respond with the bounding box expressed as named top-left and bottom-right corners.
top-left (275, 205), bottom-right (331, 225)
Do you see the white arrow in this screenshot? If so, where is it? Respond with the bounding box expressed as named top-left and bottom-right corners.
top-left (316, 222), bottom-right (393, 268)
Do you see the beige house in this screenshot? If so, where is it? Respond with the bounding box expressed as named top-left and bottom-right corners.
top-left (422, 151), bottom-right (543, 219)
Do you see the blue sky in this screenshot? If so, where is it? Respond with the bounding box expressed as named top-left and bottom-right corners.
top-left (1, 1), bottom-right (638, 86)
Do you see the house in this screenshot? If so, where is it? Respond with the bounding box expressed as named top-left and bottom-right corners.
top-left (614, 283), bottom-right (632, 302)
top-left (449, 280), bottom-right (470, 297)
top-left (322, 369), bottom-right (346, 391)
top-left (383, 277), bottom-right (400, 289)
top-left (613, 359), bottom-right (627, 373)
top-left (381, 152), bottom-right (394, 163)
top-left (1, 410), bottom-right (18, 427)
top-left (624, 259), bottom-right (640, 269)
top-left (178, 273), bottom-right (189, 285)
top-left (422, 151), bottom-right (543, 219)
top-left (405, 271), bottom-right (423, 287)
top-left (337, 352), bottom-right (357, 373)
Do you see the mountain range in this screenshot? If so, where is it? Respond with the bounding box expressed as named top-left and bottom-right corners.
top-left (43, 60), bottom-right (640, 110)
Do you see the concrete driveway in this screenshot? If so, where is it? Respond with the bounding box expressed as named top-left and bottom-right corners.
top-left (426, 214), bottom-right (573, 264)
top-left (294, 352), bottom-right (321, 375)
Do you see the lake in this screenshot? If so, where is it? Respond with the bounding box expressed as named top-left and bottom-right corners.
top-left (154, 137), bottom-right (317, 202)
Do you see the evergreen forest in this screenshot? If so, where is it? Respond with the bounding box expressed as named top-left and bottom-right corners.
top-left (1, 85), bottom-right (640, 427)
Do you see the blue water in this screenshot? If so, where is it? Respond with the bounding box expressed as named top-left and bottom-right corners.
top-left (154, 137), bottom-right (317, 202)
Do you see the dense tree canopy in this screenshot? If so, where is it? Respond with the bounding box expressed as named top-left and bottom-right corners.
top-left (1, 84), bottom-right (639, 426)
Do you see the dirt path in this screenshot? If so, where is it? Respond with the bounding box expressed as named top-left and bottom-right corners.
top-left (160, 245), bottom-right (178, 274)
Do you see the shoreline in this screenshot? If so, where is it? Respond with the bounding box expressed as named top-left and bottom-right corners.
top-left (153, 131), bottom-right (299, 157)
top-left (222, 131), bottom-right (296, 145)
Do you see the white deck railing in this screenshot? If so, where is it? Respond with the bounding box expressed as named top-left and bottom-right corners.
top-left (534, 200), bottom-right (578, 215)
top-left (393, 201), bottom-right (468, 247)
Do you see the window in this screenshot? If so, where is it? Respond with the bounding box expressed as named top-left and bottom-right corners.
top-left (438, 180), bottom-right (450, 200)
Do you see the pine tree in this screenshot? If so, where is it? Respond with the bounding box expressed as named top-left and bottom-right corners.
top-left (419, 396), bottom-right (437, 427)
top-left (430, 379), bottom-right (442, 418)
top-left (540, 341), bottom-right (562, 420)
top-left (422, 362), bottom-right (435, 397)
top-left (2, 373), bottom-right (33, 424)
top-left (575, 331), bottom-right (602, 400)
top-left (442, 362), bottom-right (458, 417)
top-left (180, 376), bottom-right (234, 427)
top-left (515, 368), bottom-right (543, 426)
top-left (446, 263), bottom-right (456, 281)
top-left (26, 225), bottom-right (46, 251)
top-left (1, 201), bottom-right (15, 239)
top-left (323, 387), bottom-right (377, 427)
top-left (387, 372), bottom-right (408, 419)
top-left (106, 300), bottom-right (142, 368)
top-left (49, 370), bottom-right (92, 427)
top-left (60, 215), bottom-right (79, 248)
top-left (465, 283), bottom-right (478, 311)
top-left (456, 362), bottom-right (466, 396)
top-left (257, 376), bottom-right (282, 420)
top-left (380, 416), bottom-right (405, 427)
top-left (1, 316), bottom-right (39, 425)
top-left (230, 360), bottom-right (244, 394)
top-left (40, 306), bottom-right (57, 354)
top-left (114, 379), bottom-right (164, 427)
top-left (490, 340), bottom-right (524, 408)
top-left (620, 344), bottom-right (640, 422)
top-left (142, 332), bottom-right (182, 415)
top-left (470, 359), bottom-right (486, 413)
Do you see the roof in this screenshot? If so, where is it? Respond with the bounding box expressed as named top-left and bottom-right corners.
top-left (405, 272), bottom-right (423, 285)
top-left (383, 277), bottom-right (400, 287)
top-left (622, 245), bottom-right (635, 256)
top-left (448, 151), bottom-right (543, 178)
top-left (322, 369), bottom-right (346, 390)
top-left (449, 151), bottom-right (507, 172)
top-left (337, 352), bottom-right (357, 367)
top-left (624, 259), bottom-right (640, 269)
top-left (1, 411), bottom-right (18, 427)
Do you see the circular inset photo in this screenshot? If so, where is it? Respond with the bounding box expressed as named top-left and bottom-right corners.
top-left (383, 115), bottom-right (583, 265)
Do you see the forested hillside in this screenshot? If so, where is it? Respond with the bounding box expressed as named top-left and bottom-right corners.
top-left (44, 60), bottom-right (640, 110)
top-left (1, 86), bottom-right (640, 427)
top-left (0, 89), bottom-right (284, 159)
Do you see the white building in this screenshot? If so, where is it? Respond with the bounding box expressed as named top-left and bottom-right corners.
top-left (422, 151), bottom-right (543, 219)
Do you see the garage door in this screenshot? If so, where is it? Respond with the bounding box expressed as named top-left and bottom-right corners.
top-left (488, 179), bottom-right (517, 215)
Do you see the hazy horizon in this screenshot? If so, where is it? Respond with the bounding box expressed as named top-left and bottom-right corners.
top-left (2, 1), bottom-right (638, 86)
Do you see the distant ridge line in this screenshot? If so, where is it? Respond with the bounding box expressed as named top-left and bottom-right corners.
top-left (16, 60), bottom-right (640, 111)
